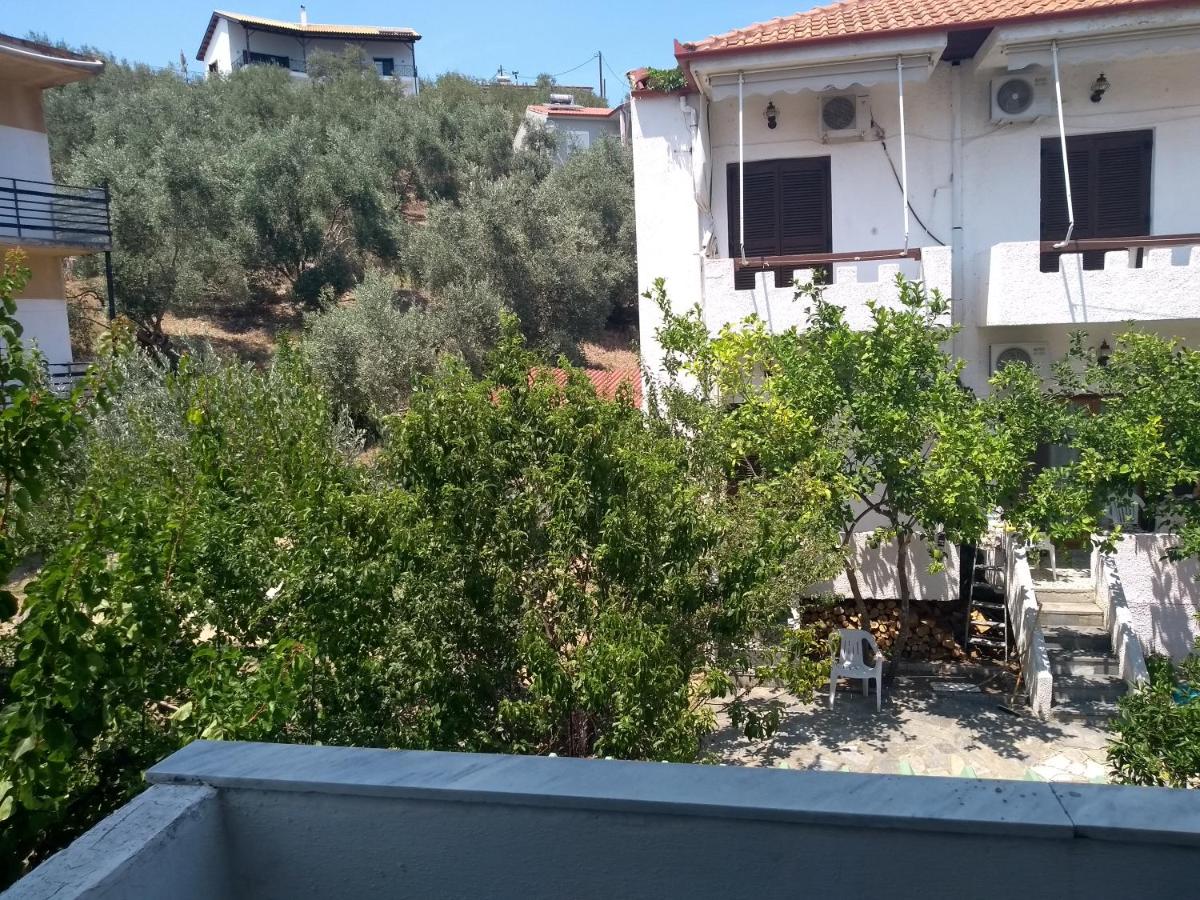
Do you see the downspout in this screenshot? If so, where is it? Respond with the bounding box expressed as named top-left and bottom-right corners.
top-left (897, 56), bottom-right (911, 254)
top-left (950, 62), bottom-right (964, 361)
top-left (1051, 41), bottom-right (1075, 247)
top-left (738, 71), bottom-right (746, 261)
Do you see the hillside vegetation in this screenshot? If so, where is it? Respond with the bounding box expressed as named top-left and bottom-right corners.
top-left (44, 49), bottom-right (635, 414)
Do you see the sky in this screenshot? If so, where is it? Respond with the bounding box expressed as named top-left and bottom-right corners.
top-left (2, 0), bottom-right (813, 95)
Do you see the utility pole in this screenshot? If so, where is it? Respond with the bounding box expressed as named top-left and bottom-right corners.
top-left (597, 50), bottom-right (605, 101)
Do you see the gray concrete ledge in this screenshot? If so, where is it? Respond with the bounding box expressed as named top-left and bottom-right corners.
top-left (148, 740), bottom-right (1200, 847)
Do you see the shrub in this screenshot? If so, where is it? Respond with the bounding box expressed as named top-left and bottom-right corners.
top-left (1109, 653), bottom-right (1200, 787)
top-left (303, 271), bottom-right (501, 428)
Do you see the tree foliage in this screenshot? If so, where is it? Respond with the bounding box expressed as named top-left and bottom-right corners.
top-left (42, 50), bottom-right (629, 356)
top-left (653, 276), bottom-right (1049, 660)
top-left (0, 321), bottom-right (835, 878)
top-left (1109, 652), bottom-right (1200, 787)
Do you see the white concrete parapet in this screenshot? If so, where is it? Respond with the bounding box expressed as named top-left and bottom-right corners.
top-left (13, 740), bottom-right (1200, 898)
top-left (1097, 547), bottom-right (1151, 688)
top-left (1006, 538), bottom-right (1054, 718)
top-left (701, 245), bottom-right (952, 334)
top-left (987, 240), bottom-right (1200, 326)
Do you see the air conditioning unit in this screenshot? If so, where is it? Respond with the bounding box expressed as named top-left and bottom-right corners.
top-left (990, 69), bottom-right (1052, 123)
top-left (991, 342), bottom-right (1049, 377)
top-left (819, 93), bottom-right (870, 142)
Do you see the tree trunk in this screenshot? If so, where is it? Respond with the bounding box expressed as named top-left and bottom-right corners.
top-left (888, 532), bottom-right (912, 677)
top-left (843, 560), bottom-right (870, 632)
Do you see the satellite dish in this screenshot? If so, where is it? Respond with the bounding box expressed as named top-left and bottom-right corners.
top-left (996, 78), bottom-right (1034, 116)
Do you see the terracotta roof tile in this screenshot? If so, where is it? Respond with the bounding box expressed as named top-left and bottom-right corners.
top-left (682, 0), bottom-right (1179, 55)
top-left (527, 104), bottom-right (619, 119)
top-left (536, 367), bottom-right (644, 407)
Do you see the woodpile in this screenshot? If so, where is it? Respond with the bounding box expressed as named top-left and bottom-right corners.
top-left (801, 600), bottom-right (1006, 662)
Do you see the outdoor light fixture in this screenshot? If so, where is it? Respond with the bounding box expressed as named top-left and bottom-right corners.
top-left (1098, 339), bottom-right (1112, 366)
top-left (764, 100), bottom-right (778, 129)
top-left (1090, 73), bottom-right (1110, 103)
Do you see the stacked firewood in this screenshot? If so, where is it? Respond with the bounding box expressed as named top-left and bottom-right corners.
top-left (801, 600), bottom-right (1005, 662)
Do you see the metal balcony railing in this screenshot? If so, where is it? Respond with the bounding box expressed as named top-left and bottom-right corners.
top-left (0, 177), bottom-right (112, 250)
top-left (233, 50), bottom-right (415, 79)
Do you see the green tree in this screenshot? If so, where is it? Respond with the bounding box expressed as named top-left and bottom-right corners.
top-left (654, 276), bottom-right (1045, 662)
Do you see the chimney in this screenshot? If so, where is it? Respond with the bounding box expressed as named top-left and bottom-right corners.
top-left (300, 5), bottom-right (308, 26)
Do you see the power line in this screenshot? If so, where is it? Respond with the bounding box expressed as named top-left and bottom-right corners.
top-left (550, 53), bottom-right (598, 79)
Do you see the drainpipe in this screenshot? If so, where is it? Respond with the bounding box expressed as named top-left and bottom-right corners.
top-left (1051, 41), bottom-right (1075, 247)
top-left (950, 62), bottom-right (964, 361)
top-left (738, 71), bottom-right (746, 261)
top-left (897, 56), bottom-right (910, 254)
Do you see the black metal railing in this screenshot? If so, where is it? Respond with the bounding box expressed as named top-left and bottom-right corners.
top-left (44, 361), bottom-right (91, 394)
top-left (0, 178), bottom-right (112, 249)
top-left (232, 50), bottom-right (415, 79)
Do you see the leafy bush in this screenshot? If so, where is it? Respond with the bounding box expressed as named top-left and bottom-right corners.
top-left (0, 321), bottom-right (835, 879)
top-left (1109, 653), bottom-right (1200, 787)
top-left (303, 271), bottom-right (500, 427)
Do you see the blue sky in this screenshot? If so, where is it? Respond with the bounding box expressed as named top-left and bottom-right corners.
top-left (4, 1), bottom-right (812, 94)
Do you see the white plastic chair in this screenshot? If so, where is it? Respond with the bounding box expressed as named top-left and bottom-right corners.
top-left (1031, 538), bottom-right (1057, 580)
top-left (828, 628), bottom-right (884, 711)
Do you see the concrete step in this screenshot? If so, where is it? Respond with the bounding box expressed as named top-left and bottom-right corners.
top-left (1053, 673), bottom-right (1126, 704)
top-left (1048, 651), bottom-right (1121, 676)
top-left (1048, 700), bottom-right (1122, 726)
top-left (1042, 626), bottom-right (1111, 653)
top-left (1039, 609), bottom-right (1105, 629)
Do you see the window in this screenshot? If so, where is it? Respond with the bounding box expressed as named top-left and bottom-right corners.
top-left (726, 157), bottom-right (831, 290)
top-left (1040, 130), bottom-right (1152, 271)
top-left (374, 57), bottom-right (395, 77)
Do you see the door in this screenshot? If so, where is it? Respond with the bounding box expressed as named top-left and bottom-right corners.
top-left (727, 157), bottom-right (831, 289)
top-left (1040, 130), bottom-right (1152, 271)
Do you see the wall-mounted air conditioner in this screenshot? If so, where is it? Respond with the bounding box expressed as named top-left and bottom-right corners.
top-left (819, 93), bottom-right (870, 142)
top-left (991, 342), bottom-right (1049, 377)
top-left (989, 69), bottom-right (1053, 123)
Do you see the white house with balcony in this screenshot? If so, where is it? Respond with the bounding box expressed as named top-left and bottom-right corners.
top-left (0, 32), bottom-right (111, 377)
top-left (197, 8), bottom-right (420, 93)
top-left (630, 0), bottom-right (1200, 719)
top-left (631, 0), bottom-right (1200, 396)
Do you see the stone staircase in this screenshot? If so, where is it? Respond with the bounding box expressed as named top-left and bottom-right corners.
top-left (1036, 581), bottom-right (1125, 725)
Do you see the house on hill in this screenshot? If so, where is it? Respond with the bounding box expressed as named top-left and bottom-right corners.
top-left (516, 97), bottom-right (628, 163)
top-left (197, 7), bottom-right (421, 93)
top-left (0, 32), bottom-right (110, 378)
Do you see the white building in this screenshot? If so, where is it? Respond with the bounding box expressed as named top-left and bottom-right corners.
top-left (516, 98), bottom-right (628, 163)
top-left (0, 32), bottom-right (110, 371)
top-left (631, 0), bottom-right (1200, 396)
top-left (197, 8), bottom-right (420, 93)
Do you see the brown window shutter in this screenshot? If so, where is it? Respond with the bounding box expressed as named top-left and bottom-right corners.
top-left (727, 158), bottom-right (831, 290)
top-left (1040, 130), bottom-right (1152, 271)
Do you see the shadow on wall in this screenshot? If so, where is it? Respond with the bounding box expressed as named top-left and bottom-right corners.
top-left (811, 537), bottom-right (958, 602)
top-left (1116, 533), bottom-right (1200, 660)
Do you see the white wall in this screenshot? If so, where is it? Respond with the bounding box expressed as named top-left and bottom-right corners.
top-left (550, 116), bottom-right (621, 161)
top-left (811, 535), bottom-right (960, 602)
top-left (13, 298), bottom-right (72, 365)
top-left (0, 123), bottom-right (53, 183)
top-left (1111, 533), bottom-right (1200, 661)
top-left (632, 94), bottom-right (705, 390)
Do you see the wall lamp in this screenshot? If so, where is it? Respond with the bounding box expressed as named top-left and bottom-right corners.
top-left (764, 100), bottom-right (778, 130)
top-left (1098, 339), bottom-right (1112, 366)
top-left (1090, 73), bottom-right (1110, 103)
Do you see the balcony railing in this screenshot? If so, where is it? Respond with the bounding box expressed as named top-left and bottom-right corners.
top-left (233, 50), bottom-right (416, 78)
top-left (0, 177), bottom-right (112, 250)
top-left (987, 234), bottom-right (1200, 326)
top-left (704, 246), bottom-right (951, 333)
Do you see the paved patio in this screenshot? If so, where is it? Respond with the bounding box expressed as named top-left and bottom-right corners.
top-left (707, 677), bottom-right (1112, 783)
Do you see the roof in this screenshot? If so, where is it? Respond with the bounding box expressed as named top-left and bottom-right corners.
top-left (197, 9), bottom-right (420, 61)
top-left (0, 32), bottom-right (104, 88)
top-left (527, 104), bottom-right (619, 119)
top-left (679, 0), bottom-right (1183, 57)
top-left (538, 367), bottom-right (644, 407)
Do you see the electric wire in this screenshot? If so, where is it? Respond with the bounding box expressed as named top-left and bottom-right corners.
top-left (550, 53), bottom-right (599, 79)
